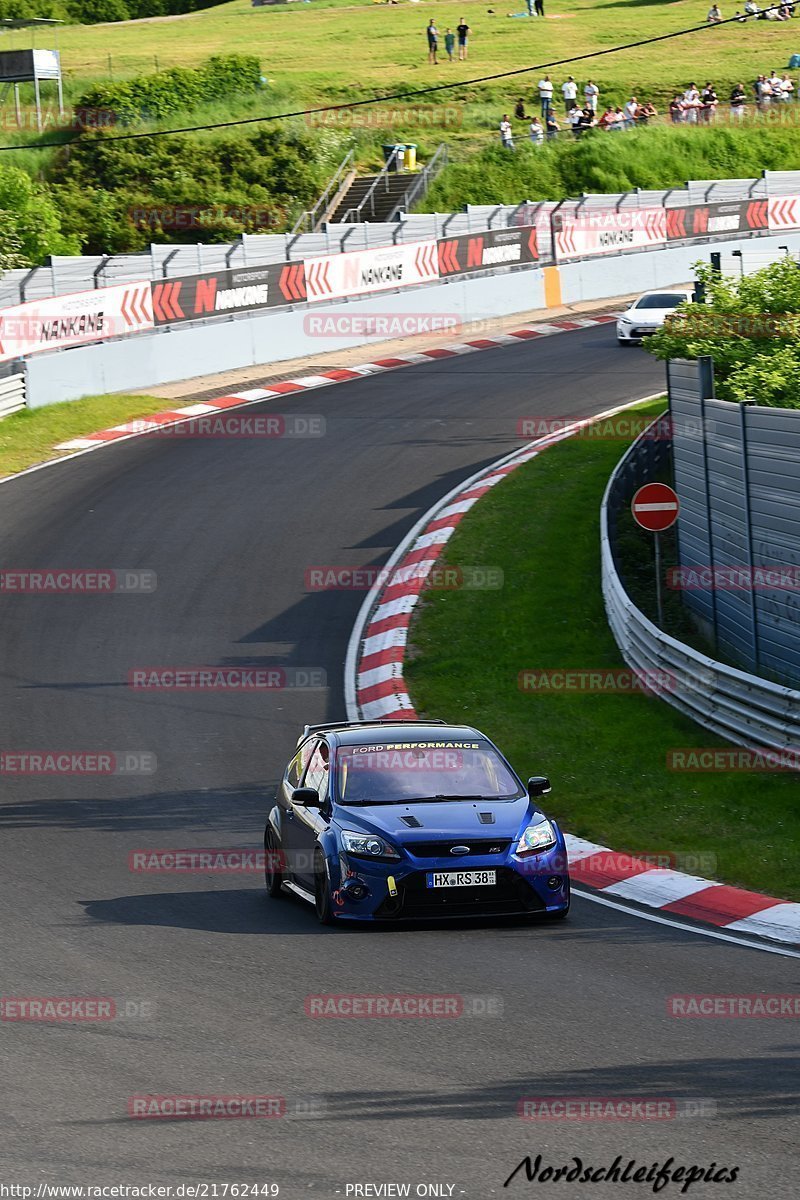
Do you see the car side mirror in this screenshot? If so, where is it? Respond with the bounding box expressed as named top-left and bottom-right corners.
top-left (292, 786), bottom-right (321, 808)
top-left (527, 775), bottom-right (551, 798)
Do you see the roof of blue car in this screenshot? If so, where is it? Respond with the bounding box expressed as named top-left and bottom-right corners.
top-left (332, 722), bottom-right (483, 746)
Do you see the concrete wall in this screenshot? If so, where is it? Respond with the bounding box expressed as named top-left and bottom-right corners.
top-left (24, 231), bottom-right (800, 408)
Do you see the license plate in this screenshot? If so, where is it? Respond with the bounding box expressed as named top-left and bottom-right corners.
top-left (426, 870), bottom-right (496, 889)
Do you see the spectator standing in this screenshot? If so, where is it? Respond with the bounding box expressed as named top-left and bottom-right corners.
top-left (426, 20), bottom-right (439, 64)
top-left (683, 82), bottom-right (701, 123)
top-left (769, 70), bottom-right (784, 96)
top-left (535, 0), bottom-right (545, 14)
top-left (499, 114), bottom-right (515, 149)
top-left (782, 75), bottom-right (795, 101)
top-left (730, 82), bottom-right (747, 118)
top-left (669, 94), bottom-right (685, 123)
top-left (529, 115), bottom-right (544, 144)
top-left (638, 99), bottom-right (657, 123)
top-left (584, 80), bottom-right (599, 112)
top-left (701, 82), bottom-right (718, 122)
top-left (707, 3), bottom-right (722, 20)
top-left (623, 96), bottom-right (639, 129)
top-left (578, 105), bottom-right (595, 133)
top-left (456, 17), bottom-right (470, 60)
top-left (444, 28), bottom-right (455, 61)
top-left (545, 110), bottom-right (560, 139)
top-left (538, 75), bottom-right (554, 117)
top-left (562, 76), bottom-right (578, 114)
top-left (756, 75), bottom-right (773, 108)
top-left (569, 105), bottom-right (583, 136)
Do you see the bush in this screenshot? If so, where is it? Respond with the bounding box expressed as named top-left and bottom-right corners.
top-left (76, 55), bottom-right (263, 126)
top-left (647, 259), bottom-right (800, 408)
top-left (0, 165), bottom-right (79, 265)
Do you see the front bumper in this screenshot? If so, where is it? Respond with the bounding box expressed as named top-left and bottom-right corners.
top-left (328, 845), bottom-right (571, 922)
top-left (617, 321), bottom-right (659, 342)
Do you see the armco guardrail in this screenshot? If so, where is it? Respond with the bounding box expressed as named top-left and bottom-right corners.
top-left (601, 415), bottom-right (800, 758)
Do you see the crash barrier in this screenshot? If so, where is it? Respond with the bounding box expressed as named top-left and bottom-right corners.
top-left (0, 371), bottom-right (25, 419)
top-left (669, 357), bottom-right (800, 688)
top-left (602, 413), bottom-right (800, 759)
top-left (23, 230), bottom-right (800, 407)
top-left (1, 191), bottom-right (795, 369)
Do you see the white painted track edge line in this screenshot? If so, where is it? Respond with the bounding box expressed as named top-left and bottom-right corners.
top-left (571, 888), bottom-right (800, 959)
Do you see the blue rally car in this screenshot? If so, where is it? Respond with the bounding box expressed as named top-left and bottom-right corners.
top-left (264, 719), bottom-right (570, 924)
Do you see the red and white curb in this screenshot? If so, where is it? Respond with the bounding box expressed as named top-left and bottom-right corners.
top-left (53, 313), bottom-right (617, 452)
top-left (343, 409), bottom-right (800, 950)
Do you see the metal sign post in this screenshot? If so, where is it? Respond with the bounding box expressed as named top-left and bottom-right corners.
top-left (631, 483), bottom-right (681, 627)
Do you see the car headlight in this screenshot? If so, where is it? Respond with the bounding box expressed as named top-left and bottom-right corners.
top-left (618, 317), bottom-right (633, 326)
top-left (516, 819), bottom-right (557, 856)
top-left (341, 830), bottom-right (400, 860)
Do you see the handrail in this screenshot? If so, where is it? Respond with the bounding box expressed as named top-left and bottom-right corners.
top-left (339, 146), bottom-right (404, 225)
top-left (291, 148), bottom-right (356, 234)
top-left (396, 143), bottom-right (448, 218)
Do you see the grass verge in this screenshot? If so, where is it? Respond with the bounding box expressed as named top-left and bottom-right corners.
top-left (0, 393), bottom-right (170, 477)
top-left (404, 398), bottom-right (800, 900)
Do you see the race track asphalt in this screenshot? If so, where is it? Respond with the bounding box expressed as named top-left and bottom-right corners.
top-left (0, 326), bottom-right (796, 1197)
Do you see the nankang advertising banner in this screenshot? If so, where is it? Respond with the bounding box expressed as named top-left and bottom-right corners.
top-left (437, 225), bottom-right (548, 277)
top-left (666, 201), bottom-right (769, 241)
top-left (0, 281), bottom-right (153, 363)
top-left (554, 208), bottom-right (666, 260)
top-left (150, 262), bottom-right (306, 326)
top-left (303, 241), bottom-right (439, 303)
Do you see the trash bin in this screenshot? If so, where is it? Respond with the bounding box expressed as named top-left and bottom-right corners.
top-left (382, 143), bottom-right (405, 171)
top-left (404, 143), bottom-right (417, 170)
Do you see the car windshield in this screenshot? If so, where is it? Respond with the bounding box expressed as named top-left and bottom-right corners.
top-left (634, 294), bottom-right (686, 310)
top-left (335, 740), bottom-right (523, 804)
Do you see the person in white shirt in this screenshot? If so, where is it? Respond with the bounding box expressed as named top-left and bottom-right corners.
top-left (707, 3), bottom-right (722, 20)
top-left (562, 76), bottom-right (578, 114)
top-left (744, 0), bottom-right (759, 13)
top-left (499, 115), bottom-right (515, 149)
top-left (624, 97), bottom-right (639, 128)
top-left (584, 80), bottom-right (599, 112)
top-left (529, 116), bottom-right (544, 144)
top-left (683, 83), bottom-right (701, 123)
top-left (569, 105), bottom-right (583, 136)
top-left (781, 75), bottom-right (795, 101)
top-left (538, 75), bottom-right (554, 117)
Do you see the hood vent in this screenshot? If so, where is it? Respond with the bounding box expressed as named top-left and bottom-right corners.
top-left (401, 814), bottom-right (422, 828)
top-left (478, 812), bottom-right (495, 824)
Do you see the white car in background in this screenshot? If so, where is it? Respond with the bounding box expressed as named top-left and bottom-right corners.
top-left (616, 290), bottom-right (692, 344)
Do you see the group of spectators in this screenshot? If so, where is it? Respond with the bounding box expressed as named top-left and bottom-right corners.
top-left (499, 66), bottom-right (799, 146)
top-left (724, 1), bottom-right (797, 18)
top-left (499, 78), bottom-right (659, 147)
top-left (668, 74), bottom-right (795, 123)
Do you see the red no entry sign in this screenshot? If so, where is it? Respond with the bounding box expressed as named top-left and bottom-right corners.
top-left (631, 483), bottom-right (680, 532)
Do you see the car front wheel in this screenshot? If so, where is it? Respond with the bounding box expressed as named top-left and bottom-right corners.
top-left (314, 849), bottom-right (335, 925)
top-left (264, 827), bottom-right (284, 899)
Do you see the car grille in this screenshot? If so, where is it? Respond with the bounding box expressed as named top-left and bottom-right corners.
top-left (405, 839), bottom-right (511, 857)
top-left (374, 868), bottom-right (544, 920)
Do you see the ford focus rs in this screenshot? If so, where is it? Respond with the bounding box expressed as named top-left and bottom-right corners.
top-left (263, 719), bottom-right (570, 924)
